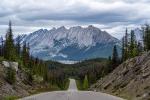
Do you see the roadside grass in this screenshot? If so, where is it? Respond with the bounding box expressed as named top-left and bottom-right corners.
top-left (3, 96), bottom-right (18, 100)
top-left (63, 79), bottom-right (70, 90)
top-left (29, 79), bottom-right (70, 95)
top-left (29, 84), bottom-right (60, 95)
top-left (76, 80), bottom-right (84, 90)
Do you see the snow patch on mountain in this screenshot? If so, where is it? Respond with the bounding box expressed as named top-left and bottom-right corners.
top-left (21, 25), bottom-right (120, 60)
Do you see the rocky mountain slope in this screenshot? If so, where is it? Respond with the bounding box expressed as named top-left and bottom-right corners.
top-left (0, 63), bottom-right (30, 99)
top-left (90, 52), bottom-right (150, 100)
top-left (21, 25), bottom-right (120, 61)
top-left (0, 61), bottom-right (58, 99)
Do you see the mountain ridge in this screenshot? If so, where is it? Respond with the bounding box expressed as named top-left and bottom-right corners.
top-left (20, 25), bottom-right (121, 61)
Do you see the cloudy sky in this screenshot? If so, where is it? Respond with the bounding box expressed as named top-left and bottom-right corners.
top-left (0, 0), bottom-right (150, 39)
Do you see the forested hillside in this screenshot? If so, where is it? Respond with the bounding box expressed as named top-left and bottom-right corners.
top-left (90, 25), bottom-right (150, 100)
top-left (0, 22), bottom-right (69, 99)
top-left (46, 58), bottom-right (115, 90)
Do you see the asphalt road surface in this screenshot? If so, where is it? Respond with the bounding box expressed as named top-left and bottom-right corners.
top-left (20, 79), bottom-right (124, 100)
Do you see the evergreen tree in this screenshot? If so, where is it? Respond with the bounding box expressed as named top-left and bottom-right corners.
top-left (4, 21), bottom-right (17, 60)
top-left (121, 37), bottom-right (125, 62)
top-left (129, 30), bottom-right (138, 57)
top-left (26, 43), bottom-right (30, 67)
top-left (22, 42), bottom-right (26, 66)
top-left (112, 45), bottom-right (119, 64)
top-left (83, 75), bottom-right (89, 89)
top-left (124, 28), bottom-right (129, 60)
top-left (43, 63), bottom-right (48, 82)
top-left (144, 24), bottom-right (150, 51)
top-left (22, 42), bottom-right (30, 67)
top-left (16, 35), bottom-right (21, 57)
top-left (6, 67), bottom-right (16, 84)
top-left (112, 45), bottom-right (119, 69)
top-left (106, 56), bottom-right (112, 73)
top-left (0, 36), bottom-right (4, 56)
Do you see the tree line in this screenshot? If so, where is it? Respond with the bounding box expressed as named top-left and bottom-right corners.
top-left (0, 21), bottom-right (49, 84)
top-left (74, 24), bottom-right (150, 90)
top-left (0, 21), bottom-right (68, 89)
top-left (98, 24), bottom-right (150, 85)
top-left (108, 24), bottom-right (150, 73)
top-left (121, 25), bottom-right (150, 62)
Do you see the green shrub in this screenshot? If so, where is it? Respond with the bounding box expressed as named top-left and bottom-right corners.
top-left (3, 96), bottom-right (18, 100)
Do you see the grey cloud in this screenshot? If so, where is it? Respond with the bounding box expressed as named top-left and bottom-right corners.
top-left (0, 0), bottom-right (149, 39)
top-left (17, 8), bottom-right (140, 25)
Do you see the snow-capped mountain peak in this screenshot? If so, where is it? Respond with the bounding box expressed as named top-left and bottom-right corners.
top-left (21, 26), bottom-right (120, 61)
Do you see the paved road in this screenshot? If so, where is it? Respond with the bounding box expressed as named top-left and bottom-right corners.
top-left (20, 79), bottom-right (124, 100)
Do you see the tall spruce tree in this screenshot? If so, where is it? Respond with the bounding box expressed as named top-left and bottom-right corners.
top-left (0, 36), bottom-right (4, 56)
top-left (124, 28), bottom-right (129, 60)
top-left (106, 56), bottom-right (112, 73)
top-left (121, 37), bottom-right (125, 62)
top-left (22, 42), bottom-right (28, 67)
top-left (129, 30), bottom-right (137, 57)
top-left (26, 43), bottom-right (30, 67)
top-left (144, 25), bottom-right (150, 51)
top-left (4, 21), bottom-right (16, 61)
top-left (6, 67), bottom-right (16, 84)
top-left (112, 45), bottom-right (119, 69)
top-left (16, 35), bottom-right (21, 58)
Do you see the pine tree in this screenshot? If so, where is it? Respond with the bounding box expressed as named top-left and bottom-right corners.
top-left (124, 28), bottom-right (129, 60)
top-left (108, 56), bottom-right (112, 65)
top-left (112, 45), bottom-right (119, 69)
top-left (144, 24), bottom-right (150, 51)
top-left (83, 75), bottom-right (89, 89)
top-left (4, 21), bottom-right (16, 61)
top-left (121, 37), bottom-right (125, 62)
top-left (16, 35), bottom-right (21, 58)
top-left (43, 63), bottom-right (48, 82)
top-left (129, 30), bottom-right (137, 57)
top-left (6, 67), bottom-right (16, 84)
top-left (26, 43), bottom-right (30, 67)
top-left (22, 42), bottom-right (30, 67)
top-left (0, 36), bottom-right (4, 56)
top-left (106, 56), bottom-right (112, 73)
top-left (112, 45), bottom-right (119, 64)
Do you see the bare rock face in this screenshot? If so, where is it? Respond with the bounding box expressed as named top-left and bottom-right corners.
top-left (2, 61), bottom-right (18, 72)
top-left (0, 63), bottom-right (30, 99)
top-left (0, 62), bottom-right (54, 99)
top-left (90, 52), bottom-right (150, 100)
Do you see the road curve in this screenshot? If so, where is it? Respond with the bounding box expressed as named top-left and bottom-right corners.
top-left (20, 79), bottom-right (124, 100)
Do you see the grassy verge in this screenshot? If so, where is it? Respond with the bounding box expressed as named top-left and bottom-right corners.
top-left (29, 84), bottom-right (60, 95)
top-left (63, 79), bottom-right (70, 90)
top-left (76, 80), bottom-right (84, 90)
top-left (29, 79), bottom-right (70, 95)
top-left (3, 96), bottom-right (18, 100)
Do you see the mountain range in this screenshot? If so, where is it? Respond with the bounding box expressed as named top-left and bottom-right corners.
top-left (20, 25), bottom-right (130, 61)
